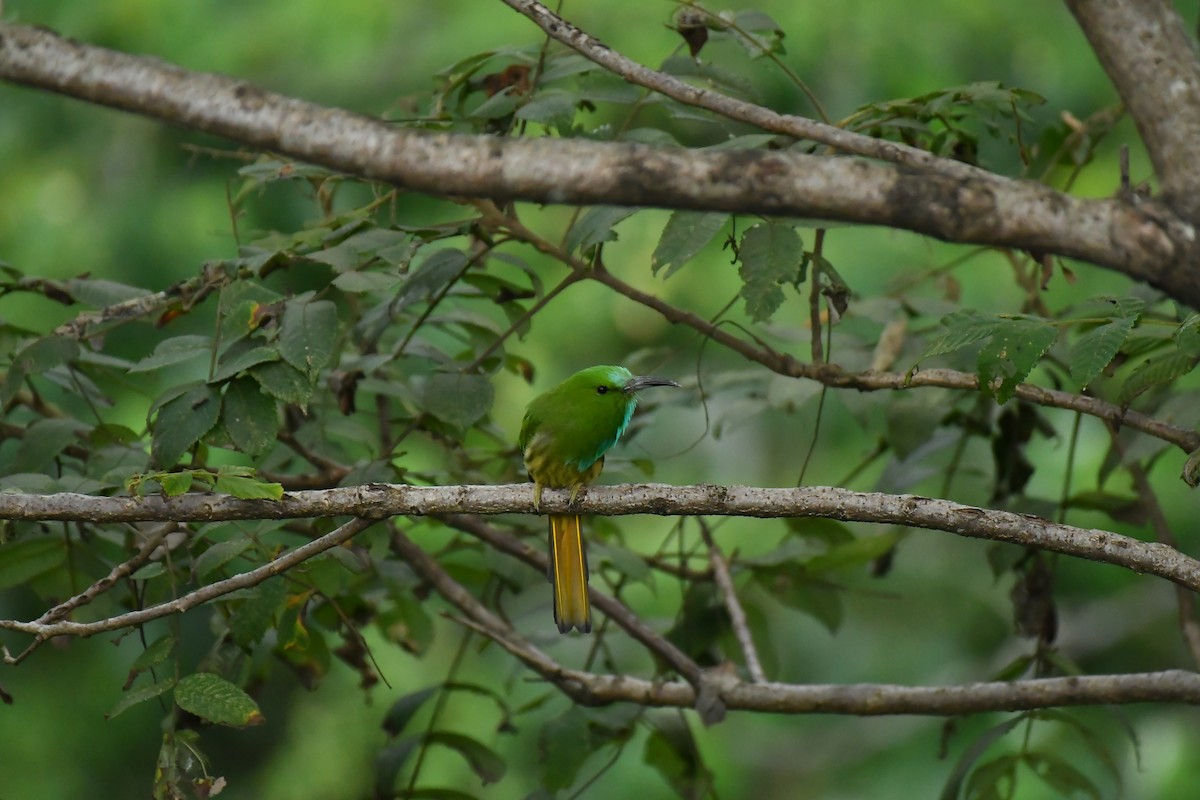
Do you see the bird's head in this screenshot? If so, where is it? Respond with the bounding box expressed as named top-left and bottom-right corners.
top-left (564, 365), bottom-right (680, 407)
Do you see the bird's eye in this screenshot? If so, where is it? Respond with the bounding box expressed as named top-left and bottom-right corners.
top-left (596, 385), bottom-right (608, 395)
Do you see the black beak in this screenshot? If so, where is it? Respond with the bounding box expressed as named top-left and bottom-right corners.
top-left (623, 375), bottom-right (680, 394)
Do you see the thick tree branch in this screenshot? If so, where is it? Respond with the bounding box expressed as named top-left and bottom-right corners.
top-left (1065, 0), bottom-right (1200, 218)
top-left (1, 23), bottom-right (1196, 305)
top-left (2, 483), bottom-right (1198, 593)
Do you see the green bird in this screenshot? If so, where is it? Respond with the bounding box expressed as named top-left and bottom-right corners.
top-left (520, 365), bottom-right (679, 633)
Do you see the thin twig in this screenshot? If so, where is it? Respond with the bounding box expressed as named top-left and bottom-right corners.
top-left (698, 520), bottom-right (766, 683)
top-left (1, 517), bottom-right (375, 663)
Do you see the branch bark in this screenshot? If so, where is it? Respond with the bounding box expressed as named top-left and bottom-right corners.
top-left (1065, 0), bottom-right (1200, 218)
top-left (3, 483), bottom-right (1198, 593)
top-left (1, 23), bottom-right (1197, 305)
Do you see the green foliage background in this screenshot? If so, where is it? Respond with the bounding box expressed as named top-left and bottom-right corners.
top-left (2, 1), bottom-right (1200, 799)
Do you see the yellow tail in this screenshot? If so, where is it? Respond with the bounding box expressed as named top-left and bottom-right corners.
top-left (548, 514), bottom-right (591, 633)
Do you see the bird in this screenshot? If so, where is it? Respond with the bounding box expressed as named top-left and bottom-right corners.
top-left (519, 365), bottom-right (679, 633)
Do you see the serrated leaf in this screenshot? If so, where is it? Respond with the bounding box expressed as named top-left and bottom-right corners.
top-left (222, 376), bottom-right (279, 457)
top-left (564, 206), bottom-right (640, 255)
top-left (399, 249), bottom-right (469, 306)
top-left (427, 731), bottom-right (507, 785)
top-left (539, 707), bottom-right (591, 791)
top-left (922, 309), bottom-right (1009, 358)
top-left (423, 373), bottom-right (494, 428)
top-left (129, 335), bottom-right (212, 373)
top-left (1119, 350), bottom-right (1196, 405)
top-left (249, 361), bottom-right (314, 407)
top-left (151, 384), bottom-right (221, 467)
top-left (978, 319), bottom-right (1057, 403)
top-left (213, 472), bottom-right (283, 500)
top-left (738, 222), bottom-right (803, 321)
top-left (210, 344), bottom-right (279, 383)
top-left (174, 672), bottom-right (264, 727)
top-left (1070, 316), bottom-right (1135, 389)
top-left (651, 211), bottom-right (729, 277)
top-left (107, 677), bottom-right (176, 720)
top-left (0, 538), bottom-right (65, 589)
top-left (279, 299), bottom-right (337, 377)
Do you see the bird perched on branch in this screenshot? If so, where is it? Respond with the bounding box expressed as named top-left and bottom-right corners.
top-left (520, 365), bottom-right (679, 633)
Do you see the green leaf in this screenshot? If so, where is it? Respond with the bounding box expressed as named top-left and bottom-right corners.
top-left (374, 740), bottom-right (421, 797)
top-left (193, 538), bottom-right (254, 580)
top-left (1119, 350), bottom-right (1196, 405)
top-left (279, 299), bottom-right (338, 377)
top-left (427, 731), bottom-right (507, 785)
top-left (643, 717), bottom-right (713, 800)
top-left (651, 211), bottom-right (729, 277)
top-left (107, 677), bottom-right (176, 720)
top-left (174, 672), bottom-right (264, 728)
top-left (158, 471), bottom-right (194, 497)
top-left (1176, 313), bottom-right (1200, 356)
top-left (539, 707), bottom-right (591, 791)
top-left (964, 754), bottom-right (1018, 800)
top-left (977, 319), bottom-right (1057, 403)
top-left (209, 344), bottom-right (279, 383)
top-left (331, 270), bottom-right (403, 294)
top-left (382, 686), bottom-right (439, 736)
top-left (66, 277), bottom-right (149, 307)
top-left (939, 716), bottom-right (1023, 800)
top-left (738, 222), bottom-right (803, 321)
top-left (129, 335), bottom-right (212, 373)
top-left (250, 361), bottom-right (314, 407)
top-left (1023, 752), bottom-right (1101, 800)
top-left (922, 309), bottom-right (1009, 358)
top-left (423, 373), bottom-right (495, 429)
top-left (228, 577), bottom-right (288, 647)
top-left (222, 376), bottom-right (279, 457)
top-left (131, 633), bottom-right (177, 673)
top-left (804, 532), bottom-right (900, 574)
top-left (564, 206), bottom-right (640, 255)
top-left (398, 249), bottom-right (469, 306)
top-left (4, 418), bottom-right (82, 476)
top-left (515, 88), bottom-right (579, 127)
top-left (1070, 316), bottom-right (1135, 389)
top-left (213, 472), bottom-right (284, 500)
top-left (0, 538), bottom-right (66, 589)
top-left (151, 384), bottom-right (221, 467)
top-left (13, 335), bottom-right (79, 374)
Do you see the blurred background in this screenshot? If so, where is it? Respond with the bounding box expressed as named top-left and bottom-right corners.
top-left (2, 1), bottom-right (1199, 798)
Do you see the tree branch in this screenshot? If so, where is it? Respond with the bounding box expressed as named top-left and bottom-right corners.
top-left (0, 517), bottom-right (374, 663)
top-left (1065, 0), bottom-right (1200, 218)
top-left (1, 23), bottom-right (1196, 304)
top-left (498, 0), bottom-right (978, 178)
top-left (2, 484), bottom-right (1198, 593)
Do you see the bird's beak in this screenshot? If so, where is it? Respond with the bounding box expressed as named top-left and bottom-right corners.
top-left (623, 375), bottom-right (680, 394)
